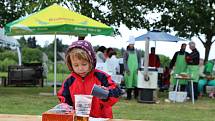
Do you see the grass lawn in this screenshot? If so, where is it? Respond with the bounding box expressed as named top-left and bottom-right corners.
top-left (0, 86), bottom-right (215, 121)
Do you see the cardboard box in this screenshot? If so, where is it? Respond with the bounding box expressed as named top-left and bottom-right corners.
top-left (169, 91), bottom-right (187, 102)
top-left (42, 112), bottom-right (74, 121)
top-left (206, 86), bottom-right (215, 94)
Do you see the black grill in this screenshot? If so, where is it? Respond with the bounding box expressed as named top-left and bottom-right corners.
top-left (8, 63), bottom-right (44, 87)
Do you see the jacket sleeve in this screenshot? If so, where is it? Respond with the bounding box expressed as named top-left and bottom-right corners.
top-left (57, 75), bottom-right (74, 106)
top-left (100, 75), bottom-right (121, 107)
top-left (169, 52), bottom-right (178, 69)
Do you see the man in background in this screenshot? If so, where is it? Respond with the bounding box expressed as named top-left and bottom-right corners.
top-left (123, 36), bottom-right (141, 100)
top-left (169, 43), bottom-right (189, 91)
top-left (148, 47), bottom-right (160, 68)
top-left (186, 41), bottom-right (200, 100)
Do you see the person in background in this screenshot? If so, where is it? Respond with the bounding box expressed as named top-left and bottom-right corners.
top-left (186, 41), bottom-right (200, 100)
top-left (148, 47), bottom-right (160, 68)
top-left (105, 47), bottom-right (114, 59)
top-left (148, 47), bottom-right (161, 89)
top-left (169, 43), bottom-right (189, 91)
top-left (105, 50), bottom-right (120, 75)
top-left (199, 59), bottom-right (206, 79)
top-left (160, 66), bottom-right (170, 91)
top-left (96, 46), bottom-right (107, 63)
top-left (198, 59), bottom-right (215, 97)
top-left (123, 36), bottom-right (141, 100)
top-left (57, 40), bottom-right (121, 118)
top-left (204, 59), bottom-right (215, 75)
top-left (78, 36), bottom-right (85, 40)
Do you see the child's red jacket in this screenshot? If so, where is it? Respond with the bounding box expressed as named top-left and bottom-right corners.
top-left (57, 69), bottom-right (121, 118)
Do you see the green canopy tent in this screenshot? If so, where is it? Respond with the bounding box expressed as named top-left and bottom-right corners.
top-left (5, 3), bottom-right (113, 95)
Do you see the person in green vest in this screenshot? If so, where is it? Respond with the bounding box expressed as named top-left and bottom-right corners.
top-left (123, 36), bottom-right (141, 100)
top-left (169, 43), bottom-right (189, 91)
top-left (204, 60), bottom-right (215, 75)
top-left (198, 59), bottom-right (215, 97)
top-left (186, 41), bottom-right (200, 100)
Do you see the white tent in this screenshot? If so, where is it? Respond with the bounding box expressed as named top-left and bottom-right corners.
top-left (0, 28), bottom-right (20, 49)
top-left (0, 28), bottom-right (21, 65)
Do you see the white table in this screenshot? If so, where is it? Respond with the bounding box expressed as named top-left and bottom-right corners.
top-left (174, 75), bottom-right (194, 104)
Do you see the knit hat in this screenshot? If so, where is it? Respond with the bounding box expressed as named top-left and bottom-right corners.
top-left (65, 40), bottom-right (96, 71)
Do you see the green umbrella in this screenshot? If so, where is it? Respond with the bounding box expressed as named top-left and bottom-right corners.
top-left (5, 4), bottom-right (113, 36)
top-left (5, 4), bottom-right (114, 95)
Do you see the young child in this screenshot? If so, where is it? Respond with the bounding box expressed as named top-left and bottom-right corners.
top-left (57, 40), bottom-right (121, 118)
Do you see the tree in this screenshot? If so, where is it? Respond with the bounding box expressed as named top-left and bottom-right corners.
top-left (0, 50), bottom-right (19, 71)
top-left (159, 54), bottom-right (171, 68)
top-left (5, 0), bottom-right (214, 61)
top-left (56, 38), bottom-right (68, 52)
top-left (0, 0), bottom-right (64, 27)
top-left (1, 0), bottom-right (152, 33)
top-left (27, 37), bottom-right (37, 48)
top-left (42, 38), bottom-right (68, 61)
top-left (144, 0), bottom-right (215, 61)
top-left (22, 47), bottom-right (43, 63)
top-left (63, 0), bottom-right (151, 31)
top-left (17, 36), bottom-right (27, 47)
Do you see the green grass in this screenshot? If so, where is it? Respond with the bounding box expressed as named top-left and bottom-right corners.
top-left (0, 72), bottom-right (69, 82)
top-left (0, 72), bottom-right (7, 77)
top-left (46, 72), bottom-right (70, 82)
top-left (0, 87), bottom-right (58, 115)
top-left (0, 87), bottom-right (215, 121)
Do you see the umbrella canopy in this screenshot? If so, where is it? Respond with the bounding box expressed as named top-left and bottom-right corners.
top-left (5, 4), bottom-right (114, 95)
top-left (134, 30), bottom-right (187, 86)
top-left (135, 30), bottom-right (186, 42)
top-left (5, 4), bottom-right (113, 36)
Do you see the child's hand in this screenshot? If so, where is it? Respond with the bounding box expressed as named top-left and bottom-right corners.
top-left (99, 85), bottom-right (108, 90)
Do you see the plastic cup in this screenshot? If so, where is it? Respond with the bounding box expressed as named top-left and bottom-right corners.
top-left (74, 95), bottom-right (92, 119)
top-left (91, 84), bottom-right (109, 99)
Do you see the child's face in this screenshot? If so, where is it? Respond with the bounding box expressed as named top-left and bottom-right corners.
top-left (70, 56), bottom-right (91, 77)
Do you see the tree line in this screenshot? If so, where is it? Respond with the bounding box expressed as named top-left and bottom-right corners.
top-left (0, 36), bottom-right (171, 72)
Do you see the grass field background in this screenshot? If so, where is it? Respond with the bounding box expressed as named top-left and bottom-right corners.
top-left (0, 86), bottom-right (215, 121)
top-left (1, 72), bottom-right (215, 121)
top-left (0, 72), bottom-right (68, 83)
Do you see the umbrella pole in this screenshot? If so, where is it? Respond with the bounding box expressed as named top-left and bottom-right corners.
top-left (54, 34), bottom-right (57, 96)
top-left (144, 38), bottom-right (149, 81)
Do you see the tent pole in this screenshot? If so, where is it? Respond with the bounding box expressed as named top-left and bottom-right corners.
top-left (16, 47), bottom-right (22, 65)
top-left (54, 34), bottom-right (57, 96)
top-left (144, 37), bottom-right (150, 81)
